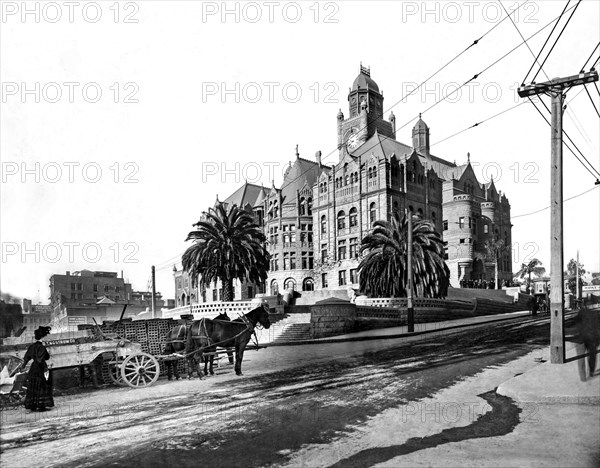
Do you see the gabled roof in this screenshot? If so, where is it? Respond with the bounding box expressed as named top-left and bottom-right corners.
top-left (96, 296), bottom-right (115, 305)
top-left (280, 156), bottom-right (324, 204)
top-left (222, 182), bottom-right (267, 209)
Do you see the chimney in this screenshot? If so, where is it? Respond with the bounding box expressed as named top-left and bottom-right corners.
top-left (66, 271), bottom-right (70, 276)
top-left (315, 150), bottom-right (322, 167)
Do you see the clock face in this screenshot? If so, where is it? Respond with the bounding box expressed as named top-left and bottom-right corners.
top-left (345, 128), bottom-right (362, 152)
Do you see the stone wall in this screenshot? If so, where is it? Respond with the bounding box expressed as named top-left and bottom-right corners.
top-left (310, 300), bottom-right (356, 338)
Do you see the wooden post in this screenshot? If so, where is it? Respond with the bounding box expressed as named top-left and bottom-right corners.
top-left (549, 89), bottom-right (565, 364)
top-left (518, 70), bottom-right (598, 364)
top-left (151, 265), bottom-right (157, 320)
top-left (407, 209), bottom-right (414, 332)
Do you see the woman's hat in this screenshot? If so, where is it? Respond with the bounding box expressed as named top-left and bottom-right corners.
top-left (34, 326), bottom-right (52, 338)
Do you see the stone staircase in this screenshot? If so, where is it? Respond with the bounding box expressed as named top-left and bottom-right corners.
top-left (272, 323), bottom-right (312, 343)
top-left (255, 313), bottom-right (311, 344)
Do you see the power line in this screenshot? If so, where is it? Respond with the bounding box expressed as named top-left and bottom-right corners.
top-left (528, 97), bottom-right (600, 180)
top-left (431, 101), bottom-right (527, 148)
top-left (581, 42), bottom-right (600, 72)
top-left (522, 0), bottom-right (572, 84)
top-left (512, 185), bottom-right (599, 219)
top-left (531, 0), bottom-right (583, 83)
top-left (584, 84), bottom-right (600, 118)
top-left (501, 0), bottom-right (599, 168)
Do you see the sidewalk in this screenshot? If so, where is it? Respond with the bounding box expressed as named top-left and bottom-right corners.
top-left (497, 342), bottom-right (600, 405)
top-left (269, 310), bottom-right (532, 346)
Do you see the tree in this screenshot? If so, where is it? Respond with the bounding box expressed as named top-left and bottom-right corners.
top-left (358, 212), bottom-right (449, 298)
top-left (564, 258), bottom-right (586, 295)
top-left (182, 202), bottom-right (270, 302)
top-left (515, 258), bottom-right (546, 294)
top-left (474, 238), bottom-right (507, 289)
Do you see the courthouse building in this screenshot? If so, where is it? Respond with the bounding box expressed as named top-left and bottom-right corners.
top-left (181, 66), bottom-right (513, 302)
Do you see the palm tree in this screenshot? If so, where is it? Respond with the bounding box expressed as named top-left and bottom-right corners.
top-left (474, 238), bottom-right (507, 289)
top-left (182, 202), bottom-right (270, 302)
top-left (358, 212), bottom-right (449, 298)
top-left (515, 258), bottom-right (546, 294)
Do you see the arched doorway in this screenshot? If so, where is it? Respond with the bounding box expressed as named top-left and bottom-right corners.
top-left (270, 279), bottom-right (279, 296)
top-left (302, 278), bottom-right (314, 291)
top-left (284, 278), bottom-right (296, 291)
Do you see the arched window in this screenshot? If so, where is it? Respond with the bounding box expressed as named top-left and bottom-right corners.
top-left (321, 215), bottom-right (327, 234)
top-left (431, 211), bottom-right (436, 223)
top-left (337, 211), bottom-right (346, 231)
top-left (354, 172), bottom-right (358, 183)
top-left (367, 167), bottom-right (372, 179)
top-left (372, 167), bottom-right (377, 178)
top-left (302, 278), bottom-right (314, 291)
top-left (408, 205), bottom-right (414, 213)
top-left (345, 175), bottom-right (349, 186)
top-left (284, 278), bottom-right (296, 291)
top-left (349, 207), bottom-right (358, 227)
top-left (270, 279), bottom-right (279, 296)
top-left (369, 202), bottom-right (377, 224)
top-left (299, 197), bottom-right (306, 216)
top-left (417, 208), bottom-right (423, 218)
top-left (307, 197), bottom-right (312, 215)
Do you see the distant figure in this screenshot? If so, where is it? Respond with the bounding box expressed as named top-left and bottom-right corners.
top-left (22, 326), bottom-right (54, 412)
top-left (347, 287), bottom-right (357, 303)
top-left (569, 308), bottom-right (600, 381)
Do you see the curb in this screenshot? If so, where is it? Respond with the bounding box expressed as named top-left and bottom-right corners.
top-left (264, 311), bottom-right (536, 347)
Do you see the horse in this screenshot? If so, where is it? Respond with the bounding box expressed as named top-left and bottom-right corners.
top-left (202, 312), bottom-right (235, 376)
top-left (185, 304), bottom-right (271, 377)
top-left (163, 313), bottom-right (234, 380)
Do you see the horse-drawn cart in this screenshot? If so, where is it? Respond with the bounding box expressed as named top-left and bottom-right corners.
top-left (0, 328), bottom-right (161, 404)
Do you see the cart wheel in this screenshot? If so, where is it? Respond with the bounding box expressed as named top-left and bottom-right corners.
top-left (108, 362), bottom-right (126, 386)
top-left (120, 353), bottom-right (160, 388)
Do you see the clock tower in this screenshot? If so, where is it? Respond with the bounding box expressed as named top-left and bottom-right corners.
top-left (337, 65), bottom-right (396, 160)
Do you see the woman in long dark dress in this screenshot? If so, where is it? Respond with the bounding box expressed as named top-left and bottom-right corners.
top-left (23, 326), bottom-right (54, 412)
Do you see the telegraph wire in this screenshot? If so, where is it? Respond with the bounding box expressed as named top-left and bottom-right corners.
top-left (580, 42), bottom-right (600, 72)
top-left (584, 84), bottom-right (600, 118)
top-left (500, 0), bottom-right (599, 172)
top-left (512, 185), bottom-right (599, 219)
top-left (430, 101), bottom-right (527, 148)
top-left (530, 0), bottom-right (583, 84)
top-left (527, 97), bottom-right (600, 180)
top-left (522, 0), bottom-right (572, 84)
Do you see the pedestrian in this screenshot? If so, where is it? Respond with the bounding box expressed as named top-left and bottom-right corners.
top-left (568, 308), bottom-right (600, 381)
top-left (22, 326), bottom-right (54, 412)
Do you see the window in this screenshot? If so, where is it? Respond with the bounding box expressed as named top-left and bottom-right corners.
top-left (443, 220), bottom-right (448, 231)
top-left (212, 289), bottom-right (217, 301)
top-left (321, 244), bottom-right (328, 262)
top-left (468, 217), bottom-right (472, 229)
top-left (271, 253), bottom-right (279, 271)
top-left (93, 284), bottom-right (98, 292)
top-left (369, 203), bottom-right (376, 224)
top-left (337, 211), bottom-right (346, 231)
top-left (349, 238), bottom-right (358, 259)
top-left (460, 239), bottom-right (465, 244)
top-left (248, 286), bottom-right (254, 299)
top-left (350, 269), bottom-right (358, 284)
top-left (104, 285), bottom-right (110, 292)
top-left (459, 217), bottom-right (465, 228)
top-left (484, 224), bottom-right (489, 234)
top-left (349, 207), bottom-right (358, 227)
top-left (444, 247), bottom-right (449, 260)
top-left (284, 278), bottom-right (296, 290)
top-left (283, 253), bottom-right (290, 270)
top-left (71, 292), bottom-right (76, 300)
top-left (321, 215), bottom-right (327, 234)
top-left (115, 296), bottom-right (120, 302)
top-left (71, 283), bottom-right (75, 290)
top-left (302, 278), bottom-right (314, 291)
top-left (77, 293), bottom-right (83, 299)
top-left (339, 270), bottom-right (347, 286)
top-left (77, 283), bottom-right (83, 291)
top-left (290, 253), bottom-right (297, 270)
top-left (338, 240), bottom-right (347, 260)
top-left (301, 252), bottom-right (314, 269)
top-left (115, 286), bottom-right (120, 293)
top-left (322, 273), bottom-right (328, 288)
top-left (299, 197), bottom-right (306, 215)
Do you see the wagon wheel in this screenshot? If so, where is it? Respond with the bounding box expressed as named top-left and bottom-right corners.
top-left (120, 353), bottom-right (160, 388)
top-left (108, 361), bottom-right (126, 386)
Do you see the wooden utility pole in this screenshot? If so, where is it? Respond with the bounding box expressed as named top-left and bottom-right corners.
top-left (518, 70), bottom-right (598, 364)
top-left (406, 209), bottom-right (414, 332)
top-left (151, 265), bottom-right (157, 319)
top-left (576, 250), bottom-right (580, 302)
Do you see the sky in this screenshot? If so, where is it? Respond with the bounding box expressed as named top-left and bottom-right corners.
top-left (1, 0), bottom-right (599, 303)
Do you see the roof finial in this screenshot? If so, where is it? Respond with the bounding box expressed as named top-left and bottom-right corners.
top-left (467, 152), bottom-right (470, 163)
top-left (295, 144), bottom-right (299, 158)
top-left (419, 113), bottom-right (422, 119)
